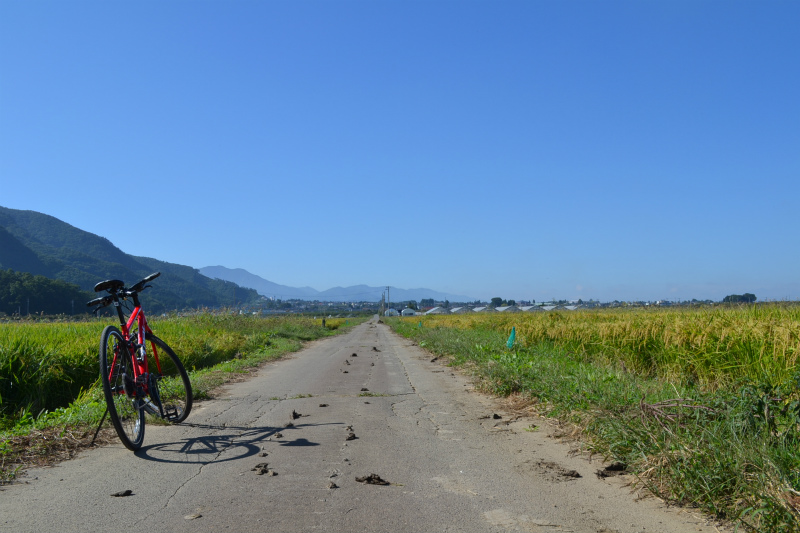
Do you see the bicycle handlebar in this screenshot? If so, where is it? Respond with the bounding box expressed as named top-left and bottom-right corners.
top-left (86, 272), bottom-right (161, 311)
top-left (86, 295), bottom-right (114, 308)
top-left (128, 272), bottom-right (161, 294)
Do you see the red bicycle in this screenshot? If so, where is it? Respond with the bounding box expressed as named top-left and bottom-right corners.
top-left (87, 272), bottom-right (192, 451)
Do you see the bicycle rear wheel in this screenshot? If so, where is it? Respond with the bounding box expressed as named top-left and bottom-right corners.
top-left (99, 326), bottom-right (145, 451)
top-left (146, 334), bottom-right (192, 423)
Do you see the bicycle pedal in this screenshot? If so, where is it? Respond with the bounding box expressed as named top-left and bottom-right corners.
top-left (164, 405), bottom-right (179, 421)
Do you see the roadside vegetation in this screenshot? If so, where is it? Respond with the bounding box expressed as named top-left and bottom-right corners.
top-left (0, 313), bottom-right (363, 483)
top-left (388, 305), bottom-right (800, 533)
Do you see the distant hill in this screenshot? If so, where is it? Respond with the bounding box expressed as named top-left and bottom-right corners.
top-left (0, 206), bottom-right (261, 312)
top-left (199, 266), bottom-right (319, 300)
top-left (200, 265), bottom-right (474, 303)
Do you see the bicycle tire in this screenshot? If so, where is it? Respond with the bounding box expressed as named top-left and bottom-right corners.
top-left (146, 334), bottom-right (192, 423)
top-left (99, 325), bottom-right (145, 451)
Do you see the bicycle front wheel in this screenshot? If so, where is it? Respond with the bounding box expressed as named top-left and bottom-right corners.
top-left (99, 326), bottom-right (145, 451)
top-left (147, 334), bottom-right (192, 423)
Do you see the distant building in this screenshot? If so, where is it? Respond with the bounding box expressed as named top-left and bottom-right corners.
top-left (401, 308), bottom-right (416, 316)
top-left (385, 308), bottom-right (400, 317)
top-left (425, 307), bottom-right (449, 315)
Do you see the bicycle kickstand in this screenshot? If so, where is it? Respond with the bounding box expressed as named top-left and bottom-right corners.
top-left (91, 408), bottom-right (109, 446)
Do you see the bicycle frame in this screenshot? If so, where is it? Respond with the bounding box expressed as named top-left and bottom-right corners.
top-left (108, 294), bottom-right (164, 397)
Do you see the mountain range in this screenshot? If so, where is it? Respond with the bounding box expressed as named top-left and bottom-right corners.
top-left (0, 206), bottom-right (474, 310)
top-left (199, 265), bottom-right (474, 303)
top-left (0, 206), bottom-right (261, 312)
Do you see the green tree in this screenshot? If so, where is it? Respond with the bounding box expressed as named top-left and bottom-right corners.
top-left (723, 293), bottom-right (757, 303)
top-left (0, 269), bottom-right (91, 315)
top-left (490, 297), bottom-right (503, 307)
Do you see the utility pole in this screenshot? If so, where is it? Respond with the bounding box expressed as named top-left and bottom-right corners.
top-left (386, 286), bottom-right (390, 311)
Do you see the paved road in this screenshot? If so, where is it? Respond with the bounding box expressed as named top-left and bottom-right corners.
top-left (1, 318), bottom-right (723, 532)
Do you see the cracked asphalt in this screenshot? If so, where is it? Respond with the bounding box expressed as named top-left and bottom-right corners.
top-left (0, 317), bottom-right (726, 532)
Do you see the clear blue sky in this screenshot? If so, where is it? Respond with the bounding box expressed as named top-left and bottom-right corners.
top-left (1, 1), bottom-right (798, 302)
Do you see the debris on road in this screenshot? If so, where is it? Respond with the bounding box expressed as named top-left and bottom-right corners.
top-left (346, 432), bottom-right (357, 441)
top-left (356, 473), bottom-right (389, 485)
top-left (111, 490), bottom-right (133, 497)
top-left (351, 353), bottom-right (358, 357)
top-left (372, 347), bottom-right (380, 352)
top-left (319, 403), bottom-right (329, 407)
top-left (360, 387), bottom-right (369, 391)
top-left (253, 463), bottom-right (277, 476)
top-left (596, 462), bottom-right (628, 479)
top-left (328, 481), bottom-right (339, 489)
top-left (252, 463), bottom-right (270, 474)
top-left (184, 514), bottom-right (202, 520)
top-left (292, 410), bottom-right (302, 419)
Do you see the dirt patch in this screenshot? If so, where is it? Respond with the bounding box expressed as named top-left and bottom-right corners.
top-left (520, 460), bottom-right (582, 482)
top-left (1, 426), bottom-right (118, 485)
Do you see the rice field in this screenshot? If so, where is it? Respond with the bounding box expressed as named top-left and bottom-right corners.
top-left (414, 304), bottom-right (800, 389)
top-left (0, 313), bottom-right (352, 426)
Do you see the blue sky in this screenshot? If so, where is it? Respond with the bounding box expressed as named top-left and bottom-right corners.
top-left (1, 1), bottom-right (798, 302)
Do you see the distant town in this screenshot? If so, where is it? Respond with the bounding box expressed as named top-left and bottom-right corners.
top-left (243, 293), bottom-right (761, 317)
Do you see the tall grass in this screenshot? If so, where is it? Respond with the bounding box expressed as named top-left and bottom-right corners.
top-left (0, 314), bottom-right (352, 426)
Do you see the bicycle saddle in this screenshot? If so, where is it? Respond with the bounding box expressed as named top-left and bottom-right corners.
top-left (94, 279), bottom-right (125, 293)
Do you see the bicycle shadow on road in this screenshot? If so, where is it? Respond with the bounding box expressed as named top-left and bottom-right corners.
top-left (134, 421), bottom-right (337, 464)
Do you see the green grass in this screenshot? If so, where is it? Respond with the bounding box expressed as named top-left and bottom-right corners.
top-left (0, 314), bottom-right (365, 483)
top-left (387, 315), bottom-right (800, 533)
